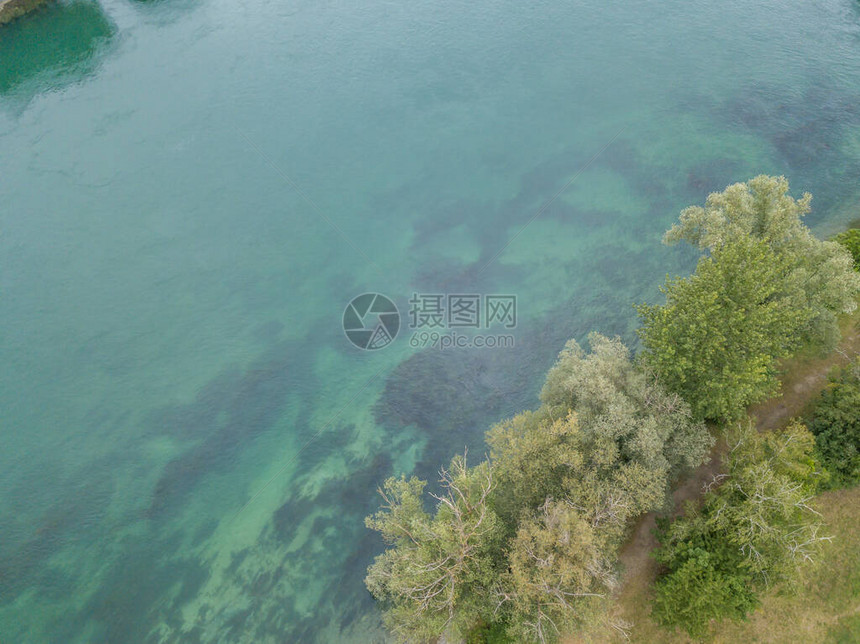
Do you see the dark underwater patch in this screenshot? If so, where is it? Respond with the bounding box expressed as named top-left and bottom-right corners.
top-left (224, 547), bottom-right (251, 576)
top-left (0, 461), bottom-right (114, 605)
top-left (601, 138), bottom-right (675, 215)
top-left (685, 158), bottom-right (741, 198)
top-left (716, 80), bottom-right (860, 219)
top-left (374, 281), bottom-right (642, 479)
top-left (272, 451), bottom-right (392, 542)
top-left (49, 530), bottom-right (208, 644)
top-left (146, 341), bottom-right (315, 518)
top-left (374, 314), bottom-right (574, 482)
top-left (190, 517), bottom-right (220, 547)
top-left (271, 494), bottom-right (319, 540)
top-left (404, 144), bottom-right (626, 271)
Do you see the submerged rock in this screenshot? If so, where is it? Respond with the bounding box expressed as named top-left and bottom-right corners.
top-left (0, 0), bottom-right (49, 25)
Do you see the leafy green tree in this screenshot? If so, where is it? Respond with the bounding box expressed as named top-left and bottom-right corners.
top-left (485, 410), bottom-right (662, 553)
top-left (834, 228), bottom-right (860, 271)
top-left (642, 176), bottom-right (860, 422)
top-left (365, 456), bottom-right (505, 642)
top-left (664, 175), bottom-right (860, 351)
top-left (367, 335), bottom-right (711, 643)
top-left (664, 174), bottom-right (813, 250)
top-left (638, 237), bottom-right (810, 421)
top-left (709, 421), bottom-right (826, 585)
top-left (485, 409), bottom-right (583, 527)
top-left (540, 333), bottom-right (713, 476)
top-left (480, 336), bottom-right (713, 642)
top-left (652, 421), bottom-right (829, 638)
top-left (811, 359), bottom-right (860, 486)
top-left (487, 335), bottom-right (711, 529)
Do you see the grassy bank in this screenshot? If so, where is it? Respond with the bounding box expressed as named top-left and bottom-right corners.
top-left (594, 486), bottom-right (860, 644)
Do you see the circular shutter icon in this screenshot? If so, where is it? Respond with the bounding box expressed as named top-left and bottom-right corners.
top-left (342, 293), bottom-right (400, 350)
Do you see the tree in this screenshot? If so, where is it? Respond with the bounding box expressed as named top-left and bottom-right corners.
top-left (638, 237), bottom-right (811, 421)
top-left (484, 410), bottom-right (664, 553)
top-left (642, 176), bottom-right (860, 422)
top-left (541, 333), bottom-right (713, 473)
top-left (501, 500), bottom-right (613, 644)
top-left (484, 409), bottom-right (583, 527)
top-left (365, 455), bottom-right (505, 642)
top-left (810, 359), bottom-right (860, 486)
top-left (664, 175), bottom-right (859, 351)
top-left (708, 421), bottom-right (827, 585)
top-left (486, 334), bottom-right (711, 529)
top-left (539, 333), bottom-right (713, 476)
top-left (480, 336), bottom-right (713, 642)
top-left (367, 335), bottom-right (712, 643)
top-left (834, 228), bottom-right (860, 271)
top-left (651, 421), bottom-right (829, 638)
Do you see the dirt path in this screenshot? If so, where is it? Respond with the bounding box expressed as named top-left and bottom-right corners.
top-left (605, 315), bottom-right (860, 641)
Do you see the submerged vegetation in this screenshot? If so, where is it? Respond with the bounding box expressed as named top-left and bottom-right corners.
top-left (364, 176), bottom-right (860, 643)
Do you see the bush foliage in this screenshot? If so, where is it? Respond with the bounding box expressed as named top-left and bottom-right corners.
top-left (652, 422), bottom-right (828, 637)
top-left (834, 228), bottom-right (860, 271)
top-left (810, 360), bottom-right (860, 487)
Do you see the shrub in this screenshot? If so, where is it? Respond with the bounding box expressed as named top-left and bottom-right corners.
top-left (652, 517), bottom-right (758, 639)
top-left (651, 422), bottom-right (828, 638)
top-left (811, 360), bottom-right (860, 487)
top-left (834, 228), bottom-right (860, 271)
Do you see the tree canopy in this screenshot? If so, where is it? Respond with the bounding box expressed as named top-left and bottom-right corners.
top-left (834, 228), bottom-right (860, 272)
top-left (639, 176), bottom-right (860, 421)
top-left (638, 237), bottom-right (810, 421)
top-left (365, 456), bottom-right (505, 642)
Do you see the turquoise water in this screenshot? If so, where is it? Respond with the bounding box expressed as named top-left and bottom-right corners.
top-left (2, 0), bottom-right (860, 641)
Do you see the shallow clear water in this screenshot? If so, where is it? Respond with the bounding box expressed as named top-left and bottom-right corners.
top-left (2, 0), bottom-right (860, 641)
